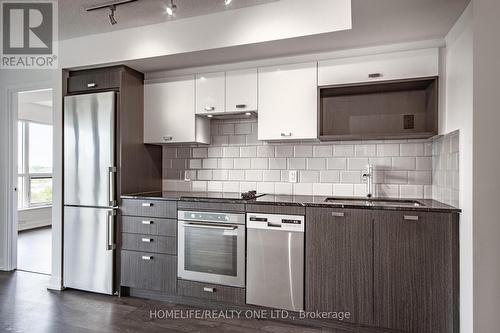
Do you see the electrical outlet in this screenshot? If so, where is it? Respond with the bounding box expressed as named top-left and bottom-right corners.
top-left (184, 171), bottom-right (191, 181)
top-left (289, 170), bottom-right (298, 183)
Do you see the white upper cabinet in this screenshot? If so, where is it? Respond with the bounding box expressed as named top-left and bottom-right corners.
top-left (318, 48), bottom-right (439, 86)
top-left (195, 72), bottom-right (225, 114)
top-left (144, 75), bottom-right (209, 144)
top-left (258, 62), bottom-right (318, 141)
top-left (225, 68), bottom-right (258, 113)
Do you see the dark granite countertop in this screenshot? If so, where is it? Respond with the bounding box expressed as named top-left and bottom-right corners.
top-left (121, 191), bottom-right (461, 213)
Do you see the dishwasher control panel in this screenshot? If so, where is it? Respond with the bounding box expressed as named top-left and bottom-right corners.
top-left (247, 213), bottom-right (305, 232)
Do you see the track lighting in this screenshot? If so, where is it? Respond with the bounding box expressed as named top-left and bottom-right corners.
top-left (166, 0), bottom-right (177, 16)
top-left (85, 0), bottom-right (137, 25)
top-left (108, 5), bottom-right (117, 25)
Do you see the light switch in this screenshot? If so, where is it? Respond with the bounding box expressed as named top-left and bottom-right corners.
top-left (289, 170), bottom-right (298, 183)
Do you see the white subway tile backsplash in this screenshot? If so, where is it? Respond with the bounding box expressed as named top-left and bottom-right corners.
top-left (223, 147), bottom-right (240, 158)
top-left (307, 158), bottom-right (326, 170)
top-left (327, 158), bottom-right (347, 170)
top-left (257, 146), bottom-right (275, 157)
top-left (400, 143), bottom-right (424, 156)
top-left (320, 171), bottom-right (340, 183)
top-left (275, 183), bottom-right (293, 195)
top-left (300, 171), bottom-right (319, 183)
top-left (263, 170), bottom-right (281, 182)
top-left (392, 157), bottom-right (416, 170)
top-left (348, 158), bottom-right (369, 170)
top-left (334, 145), bottom-right (354, 157)
top-left (251, 158), bottom-right (269, 169)
top-left (355, 144), bottom-right (377, 157)
top-left (288, 158), bottom-right (306, 170)
top-left (162, 119), bottom-right (458, 201)
top-left (313, 183), bottom-right (333, 196)
top-left (294, 145), bottom-right (313, 157)
top-left (333, 184), bottom-right (354, 196)
top-left (275, 146), bottom-right (294, 158)
top-left (240, 146), bottom-right (257, 157)
top-left (313, 145), bottom-right (333, 157)
top-left (269, 158), bottom-right (287, 169)
top-left (234, 158), bottom-right (251, 169)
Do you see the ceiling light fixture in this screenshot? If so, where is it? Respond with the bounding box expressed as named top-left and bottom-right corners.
top-left (224, 0), bottom-right (233, 5)
top-left (166, 0), bottom-right (177, 16)
top-left (85, 0), bottom-right (137, 25)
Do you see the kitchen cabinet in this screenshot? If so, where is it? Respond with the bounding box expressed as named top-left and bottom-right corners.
top-left (144, 75), bottom-right (210, 144)
top-left (373, 211), bottom-right (459, 333)
top-left (305, 207), bottom-right (374, 325)
top-left (195, 72), bottom-right (225, 114)
top-left (178, 280), bottom-right (246, 305)
top-left (318, 48), bottom-right (439, 86)
top-left (66, 67), bottom-right (121, 93)
top-left (258, 62), bottom-right (318, 140)
top-left (226, 68), bottom-right (257, 112)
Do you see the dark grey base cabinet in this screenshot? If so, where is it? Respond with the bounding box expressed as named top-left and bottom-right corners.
top-left (305, 207), bottom-right (373, 325)
top-left (373, 211), bottom-right (459, 333)
top-left (178, 280), bottom-right (246, 305)
top-left (121, 250), bottom-right (177, 293)
top-left (305, 207), bottom-right (459, 333)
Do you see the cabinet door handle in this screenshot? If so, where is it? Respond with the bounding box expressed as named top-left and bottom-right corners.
top-left (203, 287), bottom-right (215, 293)
top-left (404, 215), bottom-right (419, 221)
top-left (141, 238), bottom-right (153, 243)
top-left (87, 82), bottom-right (97, 88)
top-left (141, 255), bottom-right (153, 260)
top-left (235, 104), bottom-right (246, 109)
top-left (368, 73), bottom-right (382, 78)
top-left (331, 212), bottom-right (345, 217)
top-left (142, 220), bottom-right (153, 225)
top-left (141, 202), bottom-right (153, 207)
top-left (204, 106), bottom-right (215, 111)
top-left (280, 132), bottom-right (292, 137)
top-left (163, 136), bottom-right (173, 141)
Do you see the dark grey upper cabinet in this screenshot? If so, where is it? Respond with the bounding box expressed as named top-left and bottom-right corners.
top-left (305, 207), bottom-right (374, 325)
top-left (373, 211), bottom-right (459, 333)
top-left (319, 77), bottom-right (438, 141)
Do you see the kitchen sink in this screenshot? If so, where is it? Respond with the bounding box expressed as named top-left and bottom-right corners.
top-left (324, 197), bottom-right (424, 207)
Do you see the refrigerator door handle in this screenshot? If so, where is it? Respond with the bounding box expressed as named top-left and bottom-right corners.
top-left (108, 167), bottom-right (117, 206)
top-left (106, 210), bottom-right (116, 251)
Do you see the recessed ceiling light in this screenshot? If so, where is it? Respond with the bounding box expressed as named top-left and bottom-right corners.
top-left (166, 0), bottom-right (177, 16)
top-left (207, 114), bottom-right (213, 118)
top-left (224, 0), bottom-right (233, 5)
top-left (245, 112), bottom-right (251, 116)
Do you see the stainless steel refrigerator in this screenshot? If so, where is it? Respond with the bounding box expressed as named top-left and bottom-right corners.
top-left (63, 92), bottom-right (117, 295)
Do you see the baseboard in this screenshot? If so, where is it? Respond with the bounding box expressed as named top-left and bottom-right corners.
top-left (47, 275), bottom-right (63, 291)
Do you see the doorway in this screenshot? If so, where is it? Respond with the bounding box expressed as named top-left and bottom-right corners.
top-left (15, 89), bottom-right (53, 275)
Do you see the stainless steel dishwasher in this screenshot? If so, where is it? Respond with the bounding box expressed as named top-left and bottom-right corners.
top-left (246, 213), bottom-right (305, 311)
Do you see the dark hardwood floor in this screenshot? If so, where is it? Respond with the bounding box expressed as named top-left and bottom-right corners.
top-left (0, 271), bottom-right (357, 333)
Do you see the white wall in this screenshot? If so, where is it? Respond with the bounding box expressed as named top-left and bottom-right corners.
top-left (18, 207), bottom-right (52, 231)
top-left (441, 4), bottom-right (473, 333)
top-left (60, 0), bottom-right (351, 69)
top-left (473, 0), bottom-right (500, 332)
top-left (0, 70), bottom-right (56, 271)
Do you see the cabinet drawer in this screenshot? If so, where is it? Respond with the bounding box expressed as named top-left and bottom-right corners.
top-left (318, 48), bottom-right (439, 86)
top-left (67, 70), bottom-right (121, 93)
top-left (122, 233), bottom-right (177, 255)
top-left (120, 250), bottom-right (177, 293)
top-left (121, 199), bottom-right (177, 218)
top-left (177, 280), bottom-right (245, 305)
top-left (122, 216), bottom-right (177, 237)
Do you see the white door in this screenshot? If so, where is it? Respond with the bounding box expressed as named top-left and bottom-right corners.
top-left (226, 68), bottom-right (257, 113)
top-left (144, 76), bottom-right (196, 144)
top-left (195, 72), bottom-right (225, 114)
top-left (258, 62), bottom-right (318, 141)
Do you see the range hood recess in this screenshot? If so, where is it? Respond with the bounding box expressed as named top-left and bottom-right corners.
top-left (196, 111), bottom-right (257, 120)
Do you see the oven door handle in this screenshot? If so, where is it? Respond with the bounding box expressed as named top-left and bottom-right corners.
top-left (182, 222), bottom-right (237, 231)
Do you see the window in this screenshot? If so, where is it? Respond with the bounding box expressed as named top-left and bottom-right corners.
top-left (17, 121), bottom-right (53, 209)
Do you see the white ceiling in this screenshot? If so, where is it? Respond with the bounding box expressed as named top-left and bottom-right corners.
top-left (59, 0), bottom-right (279, 40)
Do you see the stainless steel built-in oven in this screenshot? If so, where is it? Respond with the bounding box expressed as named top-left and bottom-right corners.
top-left (177, 211), bottom-right (246, 287)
